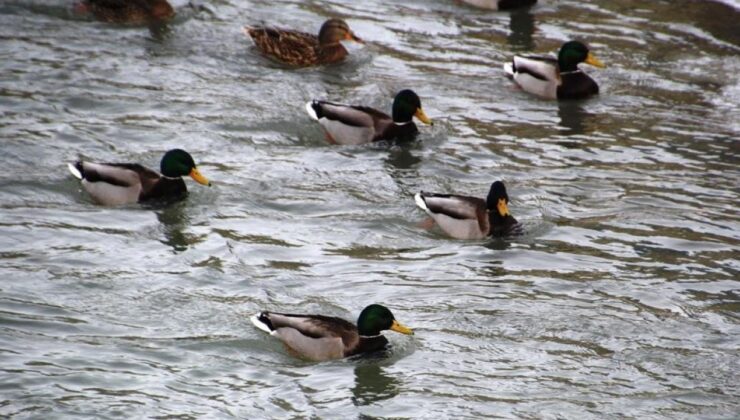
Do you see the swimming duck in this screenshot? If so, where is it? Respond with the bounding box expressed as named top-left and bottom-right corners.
top-left (503, 40), bottom-right (606, 100)
top-left (75, 0), bottom-right (175, 24)
top-left (244, 18), bottom-right (363, 67)
top-left (414, 181), bottom-right (518, 239)
top-left (305, 89), bottom-right (433, 145)
top-left (67, 149), bottom-right (210, 206)
top-left (251, 304), bottom-right (413, 361)
top-left (458, 0), bottom-right (536, 10)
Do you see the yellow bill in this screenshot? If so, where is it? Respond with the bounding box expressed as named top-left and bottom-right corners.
top-left (189, 167), bottom-right (211, 186)
top-left (497, 198), bottom-right (510, 217)
top-left (415, 108), bottom-right (433, 125)
top-left (390, 320), bottom-right (413, 335)
top-left (585, 52), bottom-right (606, 68)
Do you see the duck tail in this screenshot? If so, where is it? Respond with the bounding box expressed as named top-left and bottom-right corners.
top-left (250, 312), bottom-right (276, 334)
top-left (305, 100), bottom-right (321, 121)
top-left (414, 192), bottom-right (429, 212)
top-left (67, 162), bottom-right (83, 180)
top-left (503, 62), bottom-right (515, 79)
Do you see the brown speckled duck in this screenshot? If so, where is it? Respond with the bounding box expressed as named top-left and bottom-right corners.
top-left (244, 18), bottom-right (363, 67)
top-left (251, 304), bottom-right (413, 361)
top-left (75, 0), bottom-right (175, 24)
top-left (68, 149), bottom-right (210, 206)
top-left (415, 181), bottom-right (519, 239)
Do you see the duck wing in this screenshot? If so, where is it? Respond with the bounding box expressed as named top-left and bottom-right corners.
top-left (72, 162), bottom-right (153, 186)
top-left (308, 101), bottom-right (381, 128)
top-left (247, 26), bottom-right (318, 65)
top-left (510, 54), bottom-right (559, 82)
top-left (415, 192), bottom-right (485, 220)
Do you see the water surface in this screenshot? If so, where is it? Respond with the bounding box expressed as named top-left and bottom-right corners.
top-left (1, 0), bottom-right (738, 418)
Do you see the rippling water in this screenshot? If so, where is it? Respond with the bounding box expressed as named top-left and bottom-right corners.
top-left (1, 0), bottom-right (739, 418)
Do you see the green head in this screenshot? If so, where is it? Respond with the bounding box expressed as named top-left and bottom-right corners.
top-left (357, 304), bottom-right (413, 336)
top-left (318, 18), bottom-right (363, 45)
top-left (486, 181), bottom-right (512, 219)
top-left (558, 41), bottom-right (606, 72)
top-left (391, 89), bottom-right (433, 125)
top-left (160, 149), bottom-right (211, 186)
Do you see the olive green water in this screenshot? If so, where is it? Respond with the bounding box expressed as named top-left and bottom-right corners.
top-left (1, 0), bottom-right (738, 418)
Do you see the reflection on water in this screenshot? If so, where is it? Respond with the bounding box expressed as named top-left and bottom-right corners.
top-left (351, 363), bottom-right (401, 406)
top-left (384, 142), bottom-right (422, 196)
top-left (385, 143), bottom-right (422, 171)
top-left (147, 22), bottom-right (172, 41)
top-left (507, 9), bottom-right (535, 51)
top-left (155, 201), bottom-right (192, 252)
top-left (557, 101), bottom-right (592, 136)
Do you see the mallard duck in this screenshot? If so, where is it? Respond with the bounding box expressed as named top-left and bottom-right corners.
top-left (251, 304), bottom-right (413, 361)
top-left (414, 181), bottom-right (519, 239)
top-left (75, 0), bottom-right (175, 24)
top-left (67, 149), bottom-right (210, 206)
top-left (503, 40), bottom-right (606, 99)
top-left (244, 18), bottom-right (363, 67)
top-left (458, 0), bottom-right (537, 11)
top-left (305, 89), bottom-right (433, 145)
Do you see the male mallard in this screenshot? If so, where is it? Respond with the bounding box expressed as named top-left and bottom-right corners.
top-left (251, 304), bottom-right (413, 361)
top-left (305, 89), bottom-right (433, 145)
top-left (67, 149), bottom-right (210, 206)
top-left (458, 0), bottom-right (536, 11)
top-left (503, 40), bottom-right (606, 100)
top-left (414, 181), bottom-right (519, 239)
top-left (244, 18), bottom-right (363, 67)
top-left (75, 0), bottom-right (175, 24)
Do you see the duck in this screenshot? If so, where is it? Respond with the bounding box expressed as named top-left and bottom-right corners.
top-left (244, 18), bottom-right (363, 67)
top-left (251, 304), bottom-right (413, 361)
top-left (74, 0), bottom-right (175, 25)
top-left (458, 0), bottom-right (537, 11)
top-left (305, 89), bottom-right (433, 145)
top-left (414, 181), bottom-right (519, 239)
top-left (503, 40), bottom-right (606, 100)
top-left (67, 149), bottom-right (211, 206)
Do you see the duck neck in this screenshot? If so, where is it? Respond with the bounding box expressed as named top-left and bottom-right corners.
top-left (558, 54), bottom-right (580, 73)
top-left (317, 43), bottom-right (348, 62)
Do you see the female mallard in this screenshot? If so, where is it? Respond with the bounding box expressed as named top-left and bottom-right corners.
top-left (305, 89), bottom-right (433, 145)
top-left (504, 40), bottom-right (606, 99)
top-left (251, 304), bottom-right (413, 361)
top-left (67, 149), bottom-right (211, 206)
top-left (75, 0), bottom-right (175, 24)
top-left (244, 18), bottom-right (363, 67)
top-left (458, 0), bottom-right (536, 10)
top-left (414, 181), bottom-right (519, 239)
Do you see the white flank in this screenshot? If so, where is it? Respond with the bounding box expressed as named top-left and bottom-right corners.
top-left (431, 213), bottom-right (487, 240)
top-left (250, 313), bottom-right (275, 335)
top-left (67, 163), bottom-right (82, 180)
top-left (513, 73), bottom-right (557, 99)
top-left (305, 101), bottom-right (319, 121)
